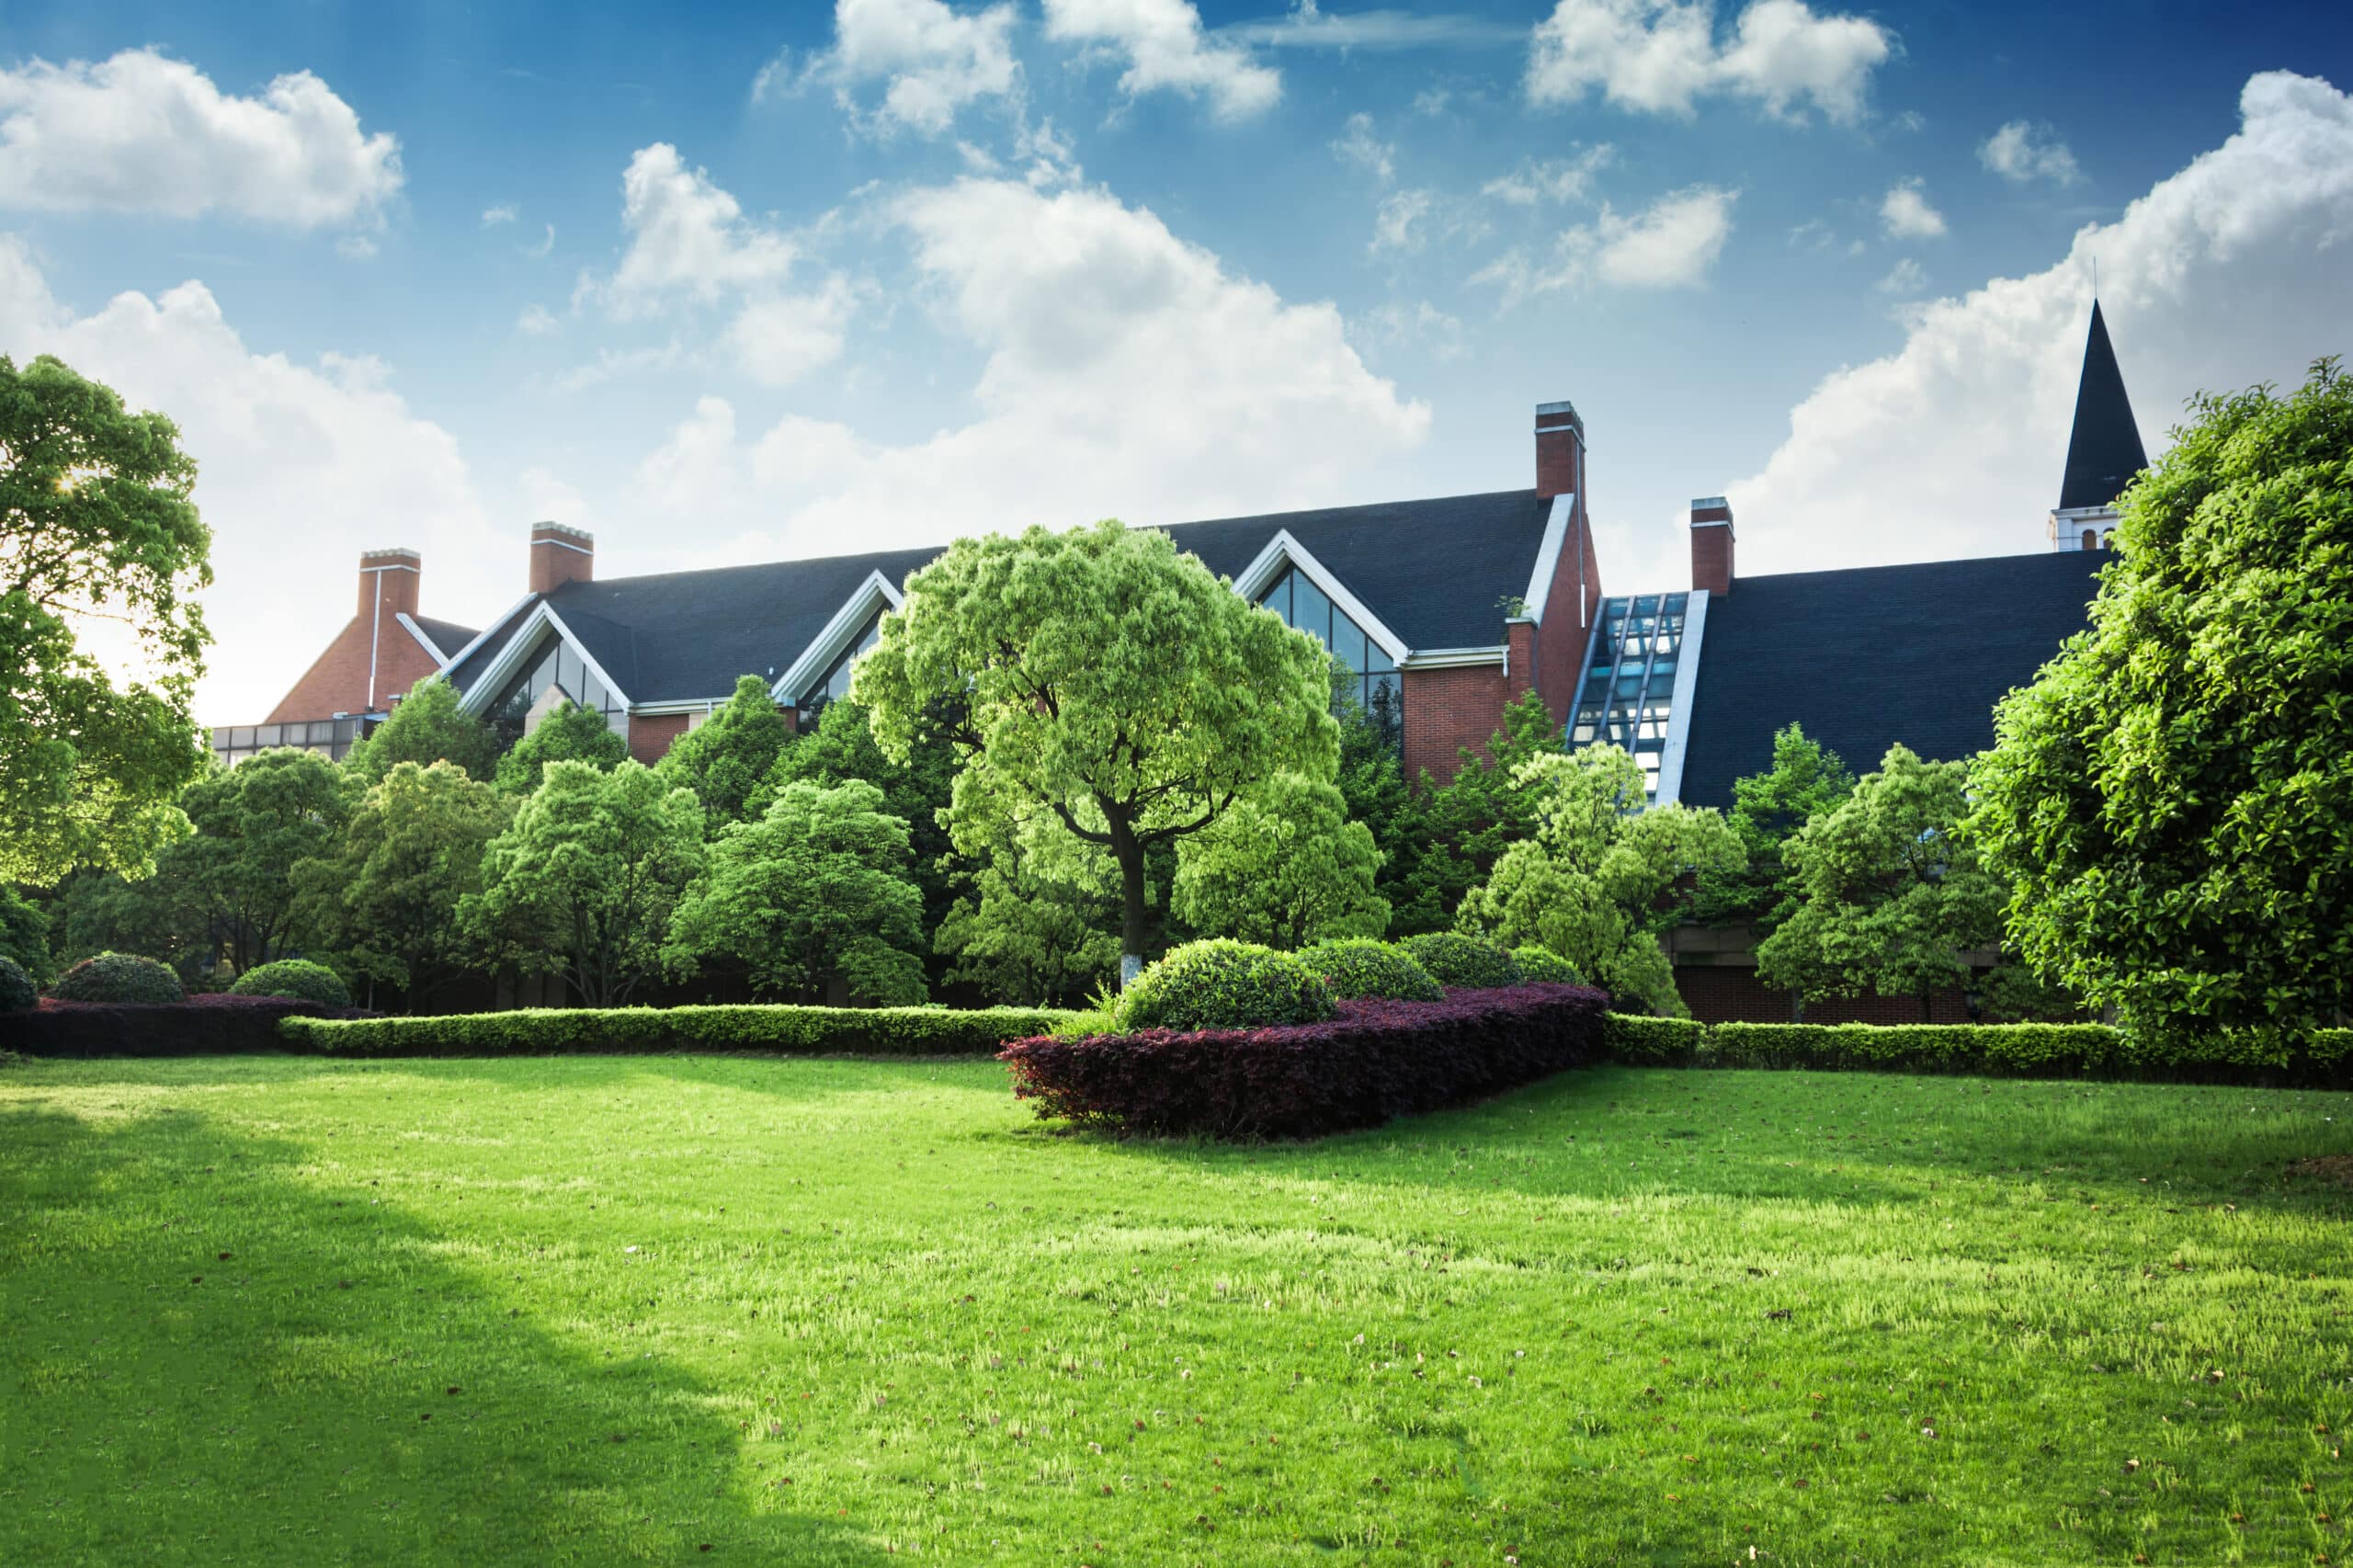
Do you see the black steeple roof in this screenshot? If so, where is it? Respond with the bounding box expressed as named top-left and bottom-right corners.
top-left (2057, 301), bottom-right (2149, 511)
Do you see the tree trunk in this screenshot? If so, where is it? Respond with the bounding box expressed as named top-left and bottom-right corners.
top-left (1108, 814), bottom-right (1149, 988)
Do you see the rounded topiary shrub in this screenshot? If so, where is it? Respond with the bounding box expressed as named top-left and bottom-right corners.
top-left (1307, 939), bottom-right (1445, 1003)
top-left (1510, 946), bottom-right (1585, 985)
top-left (51, 950), bottom-right (186, 1005)
top-left (1400, 933), bottom-right (1523, 990)
top-left (0, 954), bottom-right (37, 1012)
top-left (229, 959), bottom-right (352, 1009)
top-left (1114, 939), bottom-right (1337, 1033)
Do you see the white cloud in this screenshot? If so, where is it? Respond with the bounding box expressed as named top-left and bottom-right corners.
top-left (1879, 176), bottom-right (1945, 238)
top-left (528, 223), bottom-right (556, 258)
top-left (1330, 111), bottom-right (1393, 182)
top-left (482, 204), bottom-right (518, 227)
top-left (614, 176), bottom-right (1427, 571)
top-left (1482, 146), bottom-right (1614, 205)
top-left (1872, 256), bottom-right (1925, 295)
top-left (1354, 298), bottom-right (1468, 360)
top-left (0, 235), bottom-right (506, 722)
top-left (607, 143), bottom-right (797, 309)
top-left (335, 234), bottom-right (378, 261)
top-left (1228, 2), bottom-right (1522, 49)
top-left (1526, 0), bottom-right (1890, 123)
top-left (725, 275), bottom-right (859, 386)
top-left (1979, 119), bottom-right (2082, 186)
top-left (1476, 183), bottom-right (1736, 299)
top-left (1370, 188), bottom-right (1433, 253)
top-left (770, 0), bottom-right (1023, 136)
top-left (517, 302), bottom-right (560, 335)
top-left (0, 49), bottom-right (402, 229)
top-left (1043, 0), bottom-right (1282, 120)
top-left (1723, 71), bottom-right (2353, 577)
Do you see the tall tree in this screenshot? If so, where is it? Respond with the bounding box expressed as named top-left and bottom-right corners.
top-left (1173, 773), bottom-right (1387, 949)
top-left (0, 884), bottom-right (55, 985)
top-left (1386, 689), bottom-right (1563, 935)
top-left (753, 696), bottom-right (959, 935)
top-left (657, 674), bottom-right (796, 827)
top-left (1758, 744), bottom-right (2007, 1022)
top-left (1972, 360), bottom-right (2353, 1040)
top-left (667, 778), bottom-right (927, 1006)
top-left (492, 699), bottom-right (628, 795)
top-left (295, 760), bottom-right (510, 1010)
top-left (930, 765), bottom-right (1121, 1007)
top-left (345, 677), bottom-right (499, 784)
top-left (854, 521), bottom-right (1335, 982)
top-left (1334, 683), bottom-right (1415, 914)
top-left (1691, 723), bottom-right (1855, 934)
top-left (173, 747), bottom-right (350, 971)
top-left (460, 760), bottom-right (703, 1006)
top-left (1456, 744), bottom-right (1742, 1017)
top-left (0, 354), bottom-right (212, 882)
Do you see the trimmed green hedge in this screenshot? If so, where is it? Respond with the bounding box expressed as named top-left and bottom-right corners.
top-left (1599, 1016), bottom-right (2353, 1086)
top-left (279, 1004), bottom-right (1081, 1058)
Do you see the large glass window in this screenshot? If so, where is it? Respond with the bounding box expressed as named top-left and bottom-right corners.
top-left (794, 609), bottom-right (882, 717)
top-left (1566, 592), bottom-right (1689, 801)
top-left (1257, 565), bottom-right (1400, 736)
top-left (211, 716), bottom-right (360, 767)
top-left (483, 630), bottom-right (628, 747)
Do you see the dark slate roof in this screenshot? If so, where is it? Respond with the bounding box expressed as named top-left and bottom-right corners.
top-left (1677, 551), bottom-right (2107, 811)
top-left (2057, 301), bottom-right (2150, 511)
top-left (446, 491), bottom-right (1551, 705)
top-left (409, 617), bottom-right (479, 662)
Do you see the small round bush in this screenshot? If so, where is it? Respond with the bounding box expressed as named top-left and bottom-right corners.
top-left (1510, 946), bottom-right (1585, 985)
top-left (1399, 932), bottom-right (1523, 990)
top-left (1307, 939), bottom-right (1444, 1003)
top-left (0, 954), bottom-right (37, 1012)
top-left (51, 950), bottom-right (186, 1005)
top-left (1114, 939), bottom-right (1337, 1033)
top-left (229, 959), bottom-right (352, 1009)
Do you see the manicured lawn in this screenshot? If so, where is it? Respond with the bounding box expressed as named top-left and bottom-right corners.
top-left (4, 1056), bottom-right (2349, 1566)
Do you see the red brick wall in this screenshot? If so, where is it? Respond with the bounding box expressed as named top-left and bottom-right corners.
top-left (1506, 621), bottom-right (1536, 704)
top-left (627, 712), bottom-right (690, 766)
top-left (1535, 423), bottom-right (1584, 500)
top-left (1673, 965), bottom-right (1976, 1026)
top-left (1529, 510), bottom-right (1602, 731)
top-left (1402, 662), bottom-right (1511, 785)
top-left (1691, 523), bottom-right (1734, 597)
top-left (266, 615), bottom-right (444, 723)
top-left (529, 523), bottom-right (595, 596)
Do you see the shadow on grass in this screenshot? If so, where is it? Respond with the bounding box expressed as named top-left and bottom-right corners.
top-left (0, 1102), bottom-right (881, 1566)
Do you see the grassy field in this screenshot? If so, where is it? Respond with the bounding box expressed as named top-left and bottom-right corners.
top-left (4, 1056), bottom-right (2349, 1567)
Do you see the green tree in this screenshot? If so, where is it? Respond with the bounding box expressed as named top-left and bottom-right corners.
top-left (294, 760), bottom-right (510, 1009)
top-left (460, 760), bottom-right (704, 1006)
top-left (58, 868), bottom-right (212, 981)
top-left (656, 674), bottom-right (796, 826)
top-left (493, 699), bottom-right (628, 795)
top-left (667, 778), bottom-right (927, 1005)
top-left (929, 767), bottom-right (1120, 1007)
top-left (854, 521), bottom-right (1335, 982)
top-left (1972, 360), bottom-right (2353, 1040)
top-left (1386, 689), bottom-right (1563, 934)
top-left (1758, 744), bottom-right (2008, 1021)
top-left (1, 353), bottom-right (212, 883)
top-left (1173, 773), bottom-right (1387, 949)
top-left (1456, 744), bottom-right (1742, 1017)
top-left (753, 697), bottom-right (959, 935)
top-left (345, 677), bottom-right (499, 784)
top-left (0, 884), bottom-right (54, 984)
top-left (1691, 723), bottom-right (1855, 933)
top-left (1334, 684), bottom-right (1415, 914)
top-left (172, 747), bottom-right (351, 971)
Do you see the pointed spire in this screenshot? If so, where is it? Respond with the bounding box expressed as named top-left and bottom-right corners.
top-left (2057, 300), bottom-right (2149, 510)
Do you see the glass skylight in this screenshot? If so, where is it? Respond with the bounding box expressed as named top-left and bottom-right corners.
top-left (1568, 592), bottom-right (1690, 801)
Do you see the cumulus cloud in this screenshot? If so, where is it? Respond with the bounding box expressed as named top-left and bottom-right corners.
top-left (765, 0), bottom-right (1022, 136)
top-left (1330, 111), bottom-right (1394, 182)
top-left (1979, 119), bottom-right (2082, 185)
top-left (0, 235), bottom-right (506, 722)
top-left (1043, 0), bottom-right (1282, 120)
top-left (1722, 72), bottom-right (2353, 577)
top-left (1526, 0), bottom-right (1890, 123)
top-left (1482, 146), bottom-right (1615, 206)
top-left (613, 176), bottom-right (1427, 569)
top-left (0, 48), bottom-right (401, 227)
top-left (1879, 176), bottom-right (1945, 238)
top-left (1475, 183), bottom-right (1736, 300)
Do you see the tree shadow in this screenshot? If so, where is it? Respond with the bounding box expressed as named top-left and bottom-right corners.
top-left (0, 1102), bottom-right (882, 1565)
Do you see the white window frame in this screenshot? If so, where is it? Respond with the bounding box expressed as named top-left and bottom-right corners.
top-left (451, 600), bottom-right (635, 717)
top-left (1230, 528), bottom-right (1414, 667)
top-left (769, 569), bottom-right (904, 706)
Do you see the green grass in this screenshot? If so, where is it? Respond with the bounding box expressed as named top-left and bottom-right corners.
top-left (5, 1057), bottom-right (2350, 1566)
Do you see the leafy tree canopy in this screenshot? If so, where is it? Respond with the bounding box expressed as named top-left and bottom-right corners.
top-left (1757, 744), bottom-right (2007, 1020)
top-left (493, 698), bottom-right (628, 795)
top-left (1691, 722), bottom-right (1855, 933)
top-left (854, 521), bottom-right (1336, 977)
top-left (1386, 688), bottom-right (1563, 935)
top-left (1972, 359), bottom-right (2353, 1040)
top-left (174, 746), bottom-right (350, 971)
top-left (667, 778), bottom-right (927, 1006)
top-left (1456, 744), bottom-right (1742, 1017)
top-left (656, 674), bottom-right (795, 827)
top-left (754, 696), bottom-right (959, 932)
top-left (0, 353), bottom-right (212, 883)
top-left (0, 883), bottom-right (54, 985)
top-left (1173, 772), bottom-right (1387, 949)
top-left (930, 766), bottom-right (1120, 1008)
top-left (345, 677), bottom-right (499, 784)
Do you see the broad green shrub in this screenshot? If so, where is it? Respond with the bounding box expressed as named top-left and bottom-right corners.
top-left (229, 959), bottom-right (352, 1009)
top-left (51, 951), bottom-right (185, 1005)
top-left (1602, 1013), bottom-right (1709, 1065)
top-left (0, 954), bottom-right (37, 1012)
top-left (1401, 933), bottom-right (1522, 990)
top-left (1511, 947), bottom-right (1584, 985)
top-left (279, 1003), bottom-right (1078, 1058)
top-left (1307, 939), bottom-right (1444, 1002)
top-left (1113, 940), bottom-right (1336, 1033)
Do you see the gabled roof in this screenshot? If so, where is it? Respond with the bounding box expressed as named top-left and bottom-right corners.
top-left (2057, 301), bottom-right (2150, 511)
top-left (1677, 551), bottom-right (2106, 812)
top-left (446, 490), bottom-right (1551, 706)
top-left (406, 616), bottom-right (479, 663)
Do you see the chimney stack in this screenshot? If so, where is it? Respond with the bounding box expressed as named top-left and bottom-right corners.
top-left (529, 521), bottom-right (595, 596)
top-left (1535, 401), bottom-right (1586, 500)
top-left (1689, 497), bottom-right (1734, 597)
top-left (358, 547), bottom-right (421, 620)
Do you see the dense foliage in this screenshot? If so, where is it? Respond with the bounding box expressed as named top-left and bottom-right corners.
top-left (0, 884), bottom-right (53, 984)
top-left (1111, 938), bottom-right (1337, 1033)
top-left (1691, 723), bottom-right (1854, 933)
top-left (1972, 360), bottom-right (2353, 1041)
top-left (0, 354), bottom-right (212, 884)
top-left (755, 697), bottom-right (960, 937)
top-left (51, 949), bottom-right (186, 1004)
top-left (1305, 938), bottom-right (1445, 1002)
top-left (932, 778), bottom-right (1122, 1006)
top-left (656, 675), bottom-right (797, 826)
top-left (1398, 931), bottom-right (1524, 990)
top-left (491, 699), bottom-right (628, 794)
top-left (171, 747), bottom-right (349, 971)
top-left (227, 958), bottom-right (353, 1009)
top-left (345, 678), bottom-right (499, 784)
top-left (0, 953), bottom-right (35, 1011)
top-left (1383, 690), bottom-right (1562, 934)
top-left (1171, 772), bottom-right (1386, 949)
top-left (280, 1002), bottom-right (1075, 1057)
top-left (14, 992), bottom-right (357, 1056)
top-left (1511, 946), bottom-right (1584, 984)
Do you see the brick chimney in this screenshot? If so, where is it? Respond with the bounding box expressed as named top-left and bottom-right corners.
top-left (359, 547), bottom-right (420, 620)
top-left (1535, 401), bottom-right (1586, 499)
top-left (1690, 496), bottom-right (1734, 596)
top-left (529, 521), bottom-right (594, 596)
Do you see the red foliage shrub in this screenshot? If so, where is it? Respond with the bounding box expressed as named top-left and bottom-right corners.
top-left (6, 994), bottom-right (375, 1058)
top-left (998, 983), bottom-right (1608, 1140)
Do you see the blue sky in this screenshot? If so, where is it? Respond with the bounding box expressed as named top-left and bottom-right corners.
top-left (1, 0), bottom-right (2347, 719)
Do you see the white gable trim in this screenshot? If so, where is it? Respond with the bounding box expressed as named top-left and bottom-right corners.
top-left (769, 569), bottom-right (904, 705)
top-left (1522, 493), bottom-right (1574, 624)
top-left (452, 600), bottom-right (635, 716)
top-left (1230, 528), bottom-right (1412, 665)
top-left (396, 612), bottom-right (453, 665)
top-left (432, 593), bottom-right (535, 681)
top-left (1651, 588), bottom-right (1710, 807)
